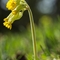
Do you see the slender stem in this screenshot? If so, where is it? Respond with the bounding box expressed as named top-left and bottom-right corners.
top-left (27, 5), bottom-right (37, 60)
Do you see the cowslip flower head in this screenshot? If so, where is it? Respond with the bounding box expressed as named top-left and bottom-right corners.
top-left (3, 0), bottom-right (28, 29)
top-left (3, 12), bottom-right (23, 29)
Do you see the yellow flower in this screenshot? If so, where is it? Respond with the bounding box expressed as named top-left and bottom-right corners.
top-left (6, 0), bottom-right (16, 10)
top-left (3, 12), bottom-right (23, 29)
top-left (3, 0), bottom-right (27, 29)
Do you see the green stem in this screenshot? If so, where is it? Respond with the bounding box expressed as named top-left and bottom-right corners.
top-left (27, 5), bottom-right (37, 60)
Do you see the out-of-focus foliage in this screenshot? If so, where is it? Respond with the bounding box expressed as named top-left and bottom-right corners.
top-left (0, 15), bottom-right (60, 60)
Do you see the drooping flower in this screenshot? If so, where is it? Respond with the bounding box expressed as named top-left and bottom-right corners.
top-left (3, 0), bottom-right (27, 29)
top-left (3, 12), bottom-right (24, 29)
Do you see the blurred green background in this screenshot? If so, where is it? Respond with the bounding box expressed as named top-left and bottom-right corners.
top-left (0, 0), bottom-right (60, 60)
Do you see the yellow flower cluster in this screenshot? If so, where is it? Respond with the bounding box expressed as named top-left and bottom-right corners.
top-left (3, 0), bottom-right (27, 29)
